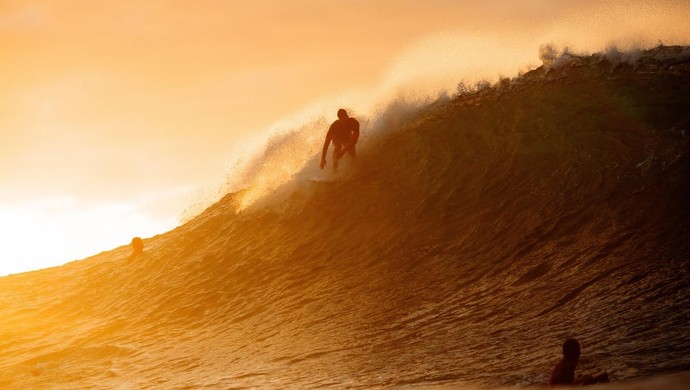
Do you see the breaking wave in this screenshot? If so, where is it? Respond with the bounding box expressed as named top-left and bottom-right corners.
top-left (1, 45), bottom-right (690, 389)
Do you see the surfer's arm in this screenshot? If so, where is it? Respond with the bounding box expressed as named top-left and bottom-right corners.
top-left (320, 130), bottom-right (333, 169)
top-left (351, 119), bottom-right (360, 144)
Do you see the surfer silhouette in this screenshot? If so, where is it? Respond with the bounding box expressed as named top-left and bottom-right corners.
top-left (320, 108), bottom-right (359, 172)
top-left (128, 237), bottom-right (144, 260)
top-left (548, 338), bottom-right (609, 386)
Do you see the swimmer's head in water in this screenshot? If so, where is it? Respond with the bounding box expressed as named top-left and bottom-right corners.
top-left (563, 338), bottom-right (581, 360)
top-left (131, 237), bottom-right (144, 253)
top-left (337, 108), bottom-right (348, 120)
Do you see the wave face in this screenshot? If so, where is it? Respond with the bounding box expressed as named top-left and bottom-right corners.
top-left (1, 46), bottom-right (690, 389)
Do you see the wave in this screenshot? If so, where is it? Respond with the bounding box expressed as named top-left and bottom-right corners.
top-left (0, 45), bottom-right (689, 389)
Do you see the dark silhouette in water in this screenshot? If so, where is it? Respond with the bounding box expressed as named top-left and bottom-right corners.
top-left (320, 108), bottom-right (359, 172)
top-left (128, 237), bottom-right (144, 260)
top-left (549, 338), bottom-right (609, 386)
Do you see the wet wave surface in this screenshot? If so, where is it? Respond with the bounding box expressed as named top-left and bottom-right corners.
top-left (1, 46), bottom-right (690, 389)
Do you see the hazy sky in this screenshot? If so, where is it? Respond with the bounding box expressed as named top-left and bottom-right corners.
top-left (1, 1), bottom-right (689, 275)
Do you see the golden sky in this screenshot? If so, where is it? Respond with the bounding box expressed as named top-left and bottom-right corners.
top-left (1, 1), bottom-right (689, 275)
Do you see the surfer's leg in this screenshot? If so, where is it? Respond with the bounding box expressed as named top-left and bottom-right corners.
top-left (333, 143), bottom-right (343, 172)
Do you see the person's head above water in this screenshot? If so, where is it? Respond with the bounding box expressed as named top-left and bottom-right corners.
top-left (337, 108), bottom-right (348, 120)
top-left (562, 338), bottom-right (581, 360)
top-left (131, 237), bottom-right (144, 255)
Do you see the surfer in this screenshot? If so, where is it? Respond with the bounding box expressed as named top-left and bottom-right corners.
top-left (548, 338), bottom-right (609, 386)
top-left (320, 108), bottom-right (360, 172)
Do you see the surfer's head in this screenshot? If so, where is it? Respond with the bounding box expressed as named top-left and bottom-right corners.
top-left (562, 338), bottom-right (581, 360)
top-left (337, 108), bottom-right (348, 120)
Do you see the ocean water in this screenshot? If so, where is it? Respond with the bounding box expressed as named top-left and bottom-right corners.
top-left (0, 47), bottom-right (689, 389)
